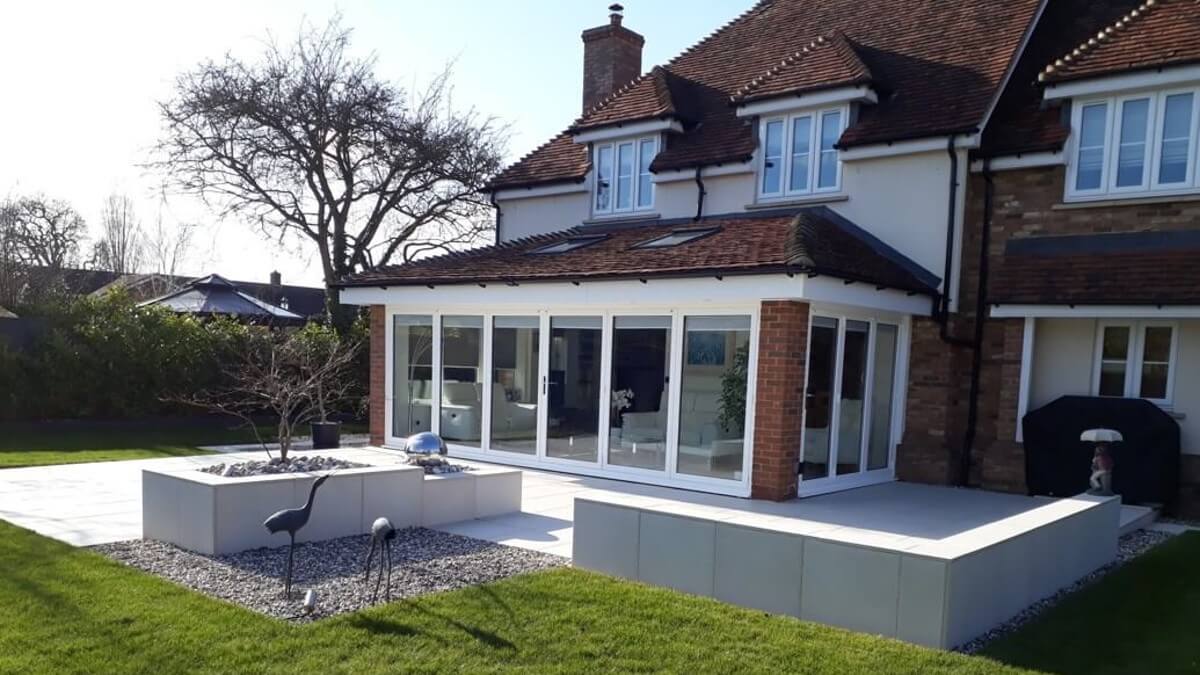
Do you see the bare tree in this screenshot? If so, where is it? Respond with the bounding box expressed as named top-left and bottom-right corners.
top-left (0, 201), bottom-right (20, 308)
top-left (6, 195), bottom-right (86, 269)
top-left (92, 193), bottom-right (144, 274)
top-left (142, 212), bottom-right (197, 296)
top-left (154, 17), bottom-right (506, 325)
top-left (177, 325), bottom-right (361, 460)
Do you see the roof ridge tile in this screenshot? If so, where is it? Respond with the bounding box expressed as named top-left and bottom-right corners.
top-left (1039, 0), bottom-right (1162, 82)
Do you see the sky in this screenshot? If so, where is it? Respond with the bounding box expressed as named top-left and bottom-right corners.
top-left (0, 0), bottom-right (750, 287)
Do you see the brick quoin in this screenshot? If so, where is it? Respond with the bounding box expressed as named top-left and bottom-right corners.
top-left (751, 300), bottom-right (809, 500)
top-left (369, 305), bottom-right (386, 446)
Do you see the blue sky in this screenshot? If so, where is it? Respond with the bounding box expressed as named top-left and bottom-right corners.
top-left (0, 1), bottom-right (750, 284)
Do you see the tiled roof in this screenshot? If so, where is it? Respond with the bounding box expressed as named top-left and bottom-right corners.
top-left (1039, 0), bottom-right (1200, 85)
top-left (979, 0), bottom-right (1146, 157)
top-left (490, 0), bottom-right (1042, 189)
top-left (571, 67), bottom-right (686, 131)
top-left (990, 231), bottom-right (1200, 305)
top-left (341, 207), bottom-right (939, 294)
top-left (732, 32), bottom-right (874, 104)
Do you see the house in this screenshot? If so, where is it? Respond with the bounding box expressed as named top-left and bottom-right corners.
top-left (339, 0), bottom-right (1200, 515)
top-left (97, 271), bottom-right (329, 320)
top-left (138, 274), bottom-right (305, 325)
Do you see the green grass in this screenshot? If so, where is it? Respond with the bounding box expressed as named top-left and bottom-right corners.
top-left (0, 421), bottom-right (368, 469)
top-left (0, 520), bottom-right (1028, 675)
top-left (981, 531), bottom-right (1200, 674)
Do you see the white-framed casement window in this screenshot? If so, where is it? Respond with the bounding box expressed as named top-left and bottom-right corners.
top-left (1092, 321), bottom-right (1179, 406)
top-left (758, 106), bottom-right (847, 199)
top-left (1066, 87), bottom-right (1200, 201)
top-left (593, 136), bottom-right (657, 216)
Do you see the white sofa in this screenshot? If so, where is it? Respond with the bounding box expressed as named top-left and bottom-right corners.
top-left (621, 376), bottom-right (744, 467)
top-left (403, 381), bottom-right (537, 443)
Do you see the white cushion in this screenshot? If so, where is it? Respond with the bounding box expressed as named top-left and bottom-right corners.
top-left (442, 381), bottom-right (480, 405)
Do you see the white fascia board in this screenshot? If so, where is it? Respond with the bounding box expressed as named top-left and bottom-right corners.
top-left (734, 86), bottom-right (877, 118)
top-left (970, 151), bottom-right (1065, 172)
top-left (1043, 64), bottom-right (1200, 101)
top-left (491, 182), bottom-right (588, 201)
top-left (571, 119), bottom-right (683, 144)
top-left (651, 162), bottom-right (754, 184)
top-left (839, 134), bottom-right (981, 161)
top-left (991, 304), bottom-right (1200, 319)
top-left (340, 274), bottom-right (933, 315)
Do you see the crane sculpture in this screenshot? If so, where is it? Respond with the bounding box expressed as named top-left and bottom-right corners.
top-left (363, 516), bottom-right (397, 602)
top-left (263, 474), bottom-right (329, 598)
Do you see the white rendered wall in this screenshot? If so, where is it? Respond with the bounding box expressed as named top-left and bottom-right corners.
top-left (1030, 318), bottom-right (1200, 454)
top-left (499, 190), bottom-right (590, 241)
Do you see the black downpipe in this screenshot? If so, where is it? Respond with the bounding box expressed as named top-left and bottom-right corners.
top-left (939, 136), bottom-right (973, 348)
top-left (959, 160), bottom-right (995, 487)
top-left (693, 166), bottom-right (707, 221)
top-left (489, 192), bottom-right (503, 242)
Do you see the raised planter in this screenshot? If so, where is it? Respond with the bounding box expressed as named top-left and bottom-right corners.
top-left (143, 461), bottom-right (523, 555)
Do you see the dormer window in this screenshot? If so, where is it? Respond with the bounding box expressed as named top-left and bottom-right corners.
top-left (594, 136), bottom-right (657, 216)
top-left (759, 107), bottom-right (846, 200)
top-left (1066, 87), bottom-right (1200, 201)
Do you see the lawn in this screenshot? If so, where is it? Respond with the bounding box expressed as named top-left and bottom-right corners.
top-left (0, 421), bottom-right (366, 469)
top-left (0, 520), bottom-right (1027, 675)
top-left (981, 531), bottom-right (1200, 674)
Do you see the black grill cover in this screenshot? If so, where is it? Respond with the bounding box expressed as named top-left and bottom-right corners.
top-left (1023, 396), bottom-right (1180, 510)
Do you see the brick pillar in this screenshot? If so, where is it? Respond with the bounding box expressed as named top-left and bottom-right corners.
top-left (751, 300), bottom-right (809, 500)
top-left (979, 318), bottom-right (1028, 493)
top-left (369, 305), bottom-right (386, 446)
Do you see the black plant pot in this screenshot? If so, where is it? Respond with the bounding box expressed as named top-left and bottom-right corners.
top-left (310, 421), bottom-right (341, 450)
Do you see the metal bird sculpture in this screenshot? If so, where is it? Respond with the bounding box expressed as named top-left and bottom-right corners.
top-left (363, 516), bottom-right (397, 602)
top-left (263, 474), bottom-right (329, 598)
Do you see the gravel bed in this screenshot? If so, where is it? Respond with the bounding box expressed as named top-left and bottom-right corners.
top-left (93, 528), bottom-right (565, 621)
top-left (955, 528), bottom-right (1175, 653)
top-left (200, 455), bottom-right (368, 478)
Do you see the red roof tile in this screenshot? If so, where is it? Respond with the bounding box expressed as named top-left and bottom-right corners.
top-left (1040, 0), bottom-right (1200, 85)
top-left (732, 31), bottom-right (874, 104)
top-left (491, 0), bottom-right (1042, 189)
top-left (572, 66), bottom-right (687, 131)
top-left (342, 207), bottom-right (939, 293)
top-left (991, 231), bottom-right (1200, 305)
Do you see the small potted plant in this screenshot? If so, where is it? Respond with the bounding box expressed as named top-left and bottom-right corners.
top-left (302, 324), bottom-right (360, 450)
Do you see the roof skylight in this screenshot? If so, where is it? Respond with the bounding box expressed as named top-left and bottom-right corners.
top-left (633, 227), bottom-right (720, 249)
top-left (529, 234), bottom-right (608, 255)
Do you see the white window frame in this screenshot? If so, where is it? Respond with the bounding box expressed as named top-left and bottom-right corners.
top-left (1066, 85), bottom-right (1200, 202)
top-left (593, 136), bottom-right (657, 217)
top-left (1091, 320), bottom-right (1179, 406)
top-left (757, 105), bottom-right (848, 201)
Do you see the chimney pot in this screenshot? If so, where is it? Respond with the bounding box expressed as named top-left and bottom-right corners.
top-left (581, 4), bottom-right (644, 113)
top-left (269, 270), bottom-right (282, 287)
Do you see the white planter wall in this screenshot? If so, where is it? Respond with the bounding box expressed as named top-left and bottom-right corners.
top-left (143, 465), bottom-right (522, 555)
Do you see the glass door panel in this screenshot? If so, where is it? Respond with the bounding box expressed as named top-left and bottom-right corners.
top-left (547, 316), bottom-right (602, 462)
top-left (490, 316), bottom-right (540, 454)
top-left (802, 317), bottom-right (838, 480)
top-left (676, 315), bottom-right (751, 480)
top-left (867, 323), bottom-right (898, 471)
top-left (835, 320), bottom-right (869, 475)
top-left (392, 315), bottom-right (434, 438)
top-left (440, 316), bottom-right (484, 447)
top-left (608, 316), bottom-right (671, 471)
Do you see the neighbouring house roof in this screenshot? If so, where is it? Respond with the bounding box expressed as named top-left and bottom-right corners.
top-left (339, 207), bottom-right (940, 294)
top-left (96, 273), bottom-right (329, 318)
top-left (990, 230), bottom-right (1200, 305)
top-left (140, 274), bottom-right (306, 323)
top-left (490, 0), bottom-right (1043, 190)
top-left (1039, 0), bottom-right (1200, 85)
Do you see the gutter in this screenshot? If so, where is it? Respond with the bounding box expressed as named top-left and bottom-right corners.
top-left (937, 136), bottom-right (974, 348)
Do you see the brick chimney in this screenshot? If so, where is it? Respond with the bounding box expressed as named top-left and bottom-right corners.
top-left (581, 4), bottom-right (644, 113)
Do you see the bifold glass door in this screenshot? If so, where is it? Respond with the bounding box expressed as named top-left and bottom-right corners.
top-left (546, 316), bottom-right (603, 463)
top-left (801, 315), bottom-right (900, 489)
top-left (489, 316), bottom-right (540, 455)
top-left (608, 316), bottom-right (672, 471)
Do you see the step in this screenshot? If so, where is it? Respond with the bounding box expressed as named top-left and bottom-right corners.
top-left (1118, 504), bottom-right (1159, 536)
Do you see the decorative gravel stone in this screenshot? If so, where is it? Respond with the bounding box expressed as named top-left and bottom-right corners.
top-left (93, 528), bottom-right (565, 621)
top-left (401, 453), bottom-right (472, 475)
top-left (200, 455), bottom-right (368, 478)
top-left (956, 528), bottom-right (1175, 653)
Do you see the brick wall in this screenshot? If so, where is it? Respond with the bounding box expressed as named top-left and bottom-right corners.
top-left (950, 164), bottom-right (1200, 505)
top-left (369, 305), bottom-right (385, 446)
top-left (581, 19), bottom-right (644, 113)
top-left (751, 300), bottom-right (809, 500)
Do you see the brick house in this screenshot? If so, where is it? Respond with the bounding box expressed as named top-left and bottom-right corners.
top-left (340, 0), bottom-right (1200, 512)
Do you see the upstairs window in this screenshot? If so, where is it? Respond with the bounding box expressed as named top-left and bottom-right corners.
top-left (594, 137), bottom-right (657, 216)
top-left (1068, 87), bottom-right (1200, 200)
top-left (1093, 321), bottom-right (1177, 405)
top-left (759, 107), bottom-right (847, 199)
